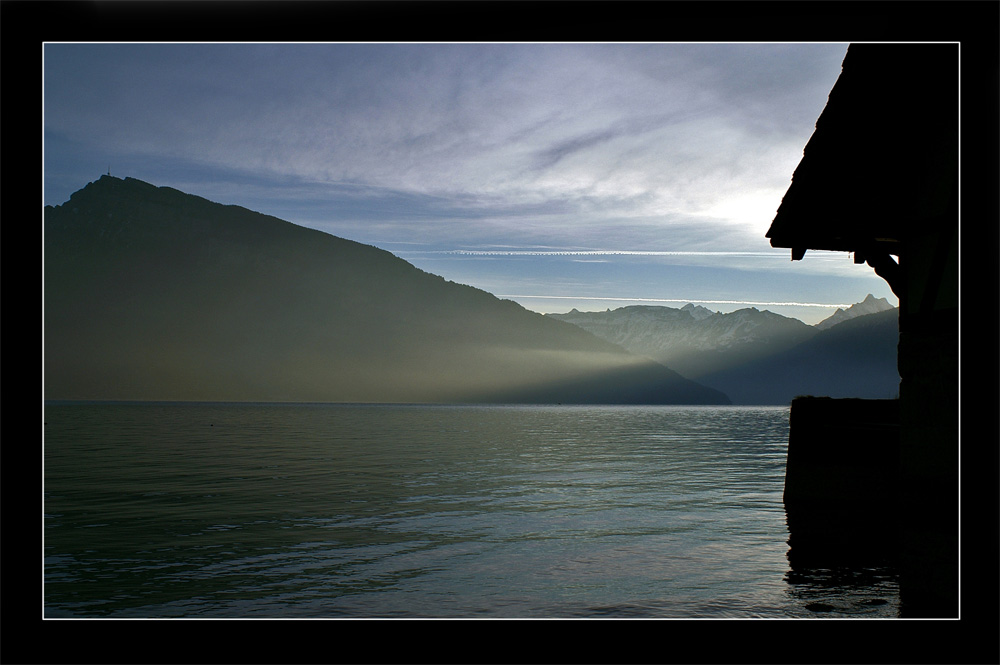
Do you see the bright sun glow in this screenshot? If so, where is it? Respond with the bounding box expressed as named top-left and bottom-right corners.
top-left (698, 191), bottom-right (786, 232)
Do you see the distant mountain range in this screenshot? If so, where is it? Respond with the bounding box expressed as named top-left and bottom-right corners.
top-left (548, 297), bottom-right (899, 405)
top-left (43, 176), bottom-right (729, 405)
top-left (549, 305), bottom-right (816, 379)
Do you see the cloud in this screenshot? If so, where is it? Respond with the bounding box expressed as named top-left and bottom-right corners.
top-left (419, 249), bottom-right (790, 257)
top-left (44, 44), bottom-right (847, 219)
top-left (45, 42), bottom-right (905, 326)
top-left (497, 295), bottom-right (854, 308)
top-left (44, 41), bottom-right (862, 322)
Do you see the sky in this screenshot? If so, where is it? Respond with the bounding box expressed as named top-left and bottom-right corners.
top-left (42, 42), bottom-right (899, 325)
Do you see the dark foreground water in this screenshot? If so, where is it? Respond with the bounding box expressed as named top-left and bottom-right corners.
top-left (43, 402), bottom-right (900, 618)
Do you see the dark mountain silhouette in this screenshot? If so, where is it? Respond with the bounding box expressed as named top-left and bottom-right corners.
top-left (549, 302), bottom-right (900, 405)
top-left (696, 307), bottom-right (900, 404)
top-left (44, 176), bottom-right (729, 405)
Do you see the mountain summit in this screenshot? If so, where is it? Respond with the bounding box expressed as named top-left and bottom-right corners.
top-left (814, 293), bottom-right (895, 330)
top-left (44, 176), bottom-right (729, 404)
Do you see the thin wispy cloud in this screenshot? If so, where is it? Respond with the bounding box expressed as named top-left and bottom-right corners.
top-left (498, 295), bottom-right (854, 308)
top-left (419, 250), bottom-right (791, 257)
top-left (44, 42), bottom-right (897, 324)
top-left (44, 43), bottom-right (847, 229)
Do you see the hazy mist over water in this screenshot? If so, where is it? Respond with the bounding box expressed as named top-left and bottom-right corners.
top-left (43, 403), bottom-right (899, 618)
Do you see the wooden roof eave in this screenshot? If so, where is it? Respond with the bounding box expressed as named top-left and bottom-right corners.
top-left (766, 223), bottom-right (903, 261)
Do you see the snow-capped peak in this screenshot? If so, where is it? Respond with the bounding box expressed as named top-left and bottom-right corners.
top-left (815, 294), bottom-right (895, 330)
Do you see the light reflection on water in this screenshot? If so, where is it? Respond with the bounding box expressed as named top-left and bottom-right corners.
top-left (43, 403), bottom-right (899, 618)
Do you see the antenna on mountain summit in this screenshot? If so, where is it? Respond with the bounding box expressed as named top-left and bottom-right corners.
top-left (107, 166), bottom-right (111, 176)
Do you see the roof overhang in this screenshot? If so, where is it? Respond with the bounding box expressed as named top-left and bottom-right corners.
top-left (765, 43), bottom-right (958, 261)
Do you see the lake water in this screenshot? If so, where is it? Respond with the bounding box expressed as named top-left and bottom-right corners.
top-left (43, 402), bottom-right (900, 618)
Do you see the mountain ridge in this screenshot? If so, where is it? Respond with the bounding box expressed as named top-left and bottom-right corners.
top-left (814, 293), bottom-right (895, 330)
top-left (547, 301), bottom-right (900, 404)
top-left (547, 304), bottom-right (817, 379)
top-left (698, 307), bottom-right (900, 404)
top-left (44, 176), bottom-right (729, 405)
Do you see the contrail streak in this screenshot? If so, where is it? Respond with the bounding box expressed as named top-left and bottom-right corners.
top-left (498, 295), bottom-right (852, 308)
top-left (428, 250), bottom-right (786, 257)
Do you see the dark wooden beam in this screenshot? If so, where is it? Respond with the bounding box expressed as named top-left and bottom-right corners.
top-left (865, 251), bottom-right (902, 298)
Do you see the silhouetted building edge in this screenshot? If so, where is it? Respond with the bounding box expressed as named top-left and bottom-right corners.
top-left (767, 43), bottom-right (958, 618)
